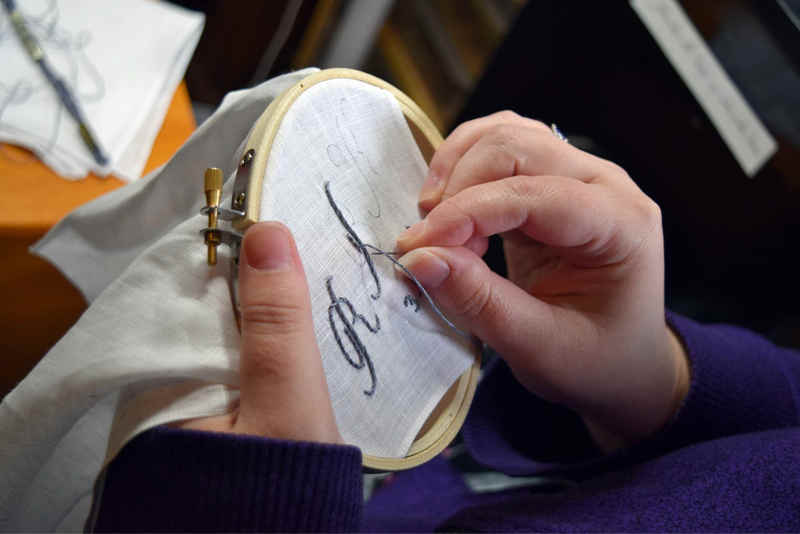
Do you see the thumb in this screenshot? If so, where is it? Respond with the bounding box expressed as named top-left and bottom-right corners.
top-left (235, 222), bottom-right (341, 443)
top-left (397, 246), bottom-right (553, 380)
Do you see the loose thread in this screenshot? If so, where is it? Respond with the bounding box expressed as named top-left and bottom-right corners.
top-left (362, 244), bottom-right (469, 338)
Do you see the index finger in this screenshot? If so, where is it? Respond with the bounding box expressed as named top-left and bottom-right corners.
top-left (399, 175), bottom-right (655, 268)
top-left (420, 112), bottom-right (634, 211)
top-left (404, 175), bottom-right (599, 249)
top-left (420, 111), bottom-right (545, 208)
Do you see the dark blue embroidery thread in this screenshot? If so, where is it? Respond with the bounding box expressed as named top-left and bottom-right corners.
top-left (403, 294), bottom-right (420, 312)
top-left (326, 276), bottom-right (378, 396)
top-left (324, 181), bottom-right (381, 300)
top-left (364, 244), bottom-right (468, 338)
top-left (323, 181), bottom-right (470, 397)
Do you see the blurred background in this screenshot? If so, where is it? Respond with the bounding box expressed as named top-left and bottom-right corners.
top-left (172, 0), bottom-right (527, 130)
top-left (174, 0), bottom-right (799, 343)
top-left (2, 0), bottom-right (799, 395)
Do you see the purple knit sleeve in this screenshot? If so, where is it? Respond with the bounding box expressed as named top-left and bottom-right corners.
top-left (462, 312), bottom-right (800, 475)
top-left (90, 426), bottom-right (363, 532)
top-left (660, 311), bottom-right (799, 448)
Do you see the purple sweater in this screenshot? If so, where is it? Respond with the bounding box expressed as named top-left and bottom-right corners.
top-left (91, 313), bottom-right (800, 532)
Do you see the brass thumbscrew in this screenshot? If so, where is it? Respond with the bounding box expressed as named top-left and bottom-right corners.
top-left (204, 167), bottom-right (223, 265)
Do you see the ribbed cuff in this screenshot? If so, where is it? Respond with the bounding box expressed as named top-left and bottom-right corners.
top-left (93, 426), bottom-right (363, 532)
top-left (658, 312), bottom-right (798, 449)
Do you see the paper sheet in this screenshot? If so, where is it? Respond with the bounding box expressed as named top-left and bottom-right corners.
top-left (0, 0), bottom-right (203, 180)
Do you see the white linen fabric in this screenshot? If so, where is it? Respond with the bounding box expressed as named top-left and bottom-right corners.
top-left (261, 78), bottom-right (473, 456)
top-left (0, 70), bottom-right (473, 532)
top-left (0, 68), bottom-right (313, 533)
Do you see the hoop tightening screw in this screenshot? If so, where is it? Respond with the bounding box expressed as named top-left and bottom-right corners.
top-left (204, 167), bottom-right (223, 265)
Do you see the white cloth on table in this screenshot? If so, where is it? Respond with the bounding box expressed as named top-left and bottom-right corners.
top-left (0, 0), bottom-right (203, 180)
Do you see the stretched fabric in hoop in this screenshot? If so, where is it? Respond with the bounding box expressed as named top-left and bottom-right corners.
top-left (0, 69), bottom-right (475, 532)
top-left (257, 77), bottom-right (474, 457)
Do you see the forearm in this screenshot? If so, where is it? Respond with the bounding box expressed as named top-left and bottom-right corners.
top-left (91, 426), bottom-right (363, 532)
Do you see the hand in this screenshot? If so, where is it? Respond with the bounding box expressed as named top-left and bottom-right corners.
top-left (178, 222), bottom-right (341, 444)
top-left (396, 112), bottom-right (688, 451)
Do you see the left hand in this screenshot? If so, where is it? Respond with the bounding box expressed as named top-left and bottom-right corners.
top-left (396, 112), bottom-right (688, 451)
top-left (178, 222), bottom-right (342, 444)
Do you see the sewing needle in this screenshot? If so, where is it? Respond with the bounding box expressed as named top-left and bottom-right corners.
top-left (2, 0), bottom-right (110, 168)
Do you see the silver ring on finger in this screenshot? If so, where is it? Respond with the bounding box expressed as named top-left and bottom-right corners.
top-left (550, 123), bottom-right (568, 143)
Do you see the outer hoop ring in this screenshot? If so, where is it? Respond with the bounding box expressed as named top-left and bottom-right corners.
top-left (231, 68), bottom-right (481, 471)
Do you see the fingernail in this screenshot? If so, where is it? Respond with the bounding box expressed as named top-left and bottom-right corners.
top-left (397, 219), bottom-right (426, 250)
top-left (397, 249), bottom-right (450, 289)
top-left (244, 223), bottom-right (293, 271)
top-left (419, 170), bottom-right (443, 204)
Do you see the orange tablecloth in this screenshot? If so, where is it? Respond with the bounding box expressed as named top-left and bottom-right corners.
top-left (0, 83), bottom-right (197, 397)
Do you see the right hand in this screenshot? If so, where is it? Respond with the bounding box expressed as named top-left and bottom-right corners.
top-left (396, 112), bottom-right (688, 451)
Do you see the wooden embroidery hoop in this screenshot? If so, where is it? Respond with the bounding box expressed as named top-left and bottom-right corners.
top-left (213, 68), bottom-right (481, 471)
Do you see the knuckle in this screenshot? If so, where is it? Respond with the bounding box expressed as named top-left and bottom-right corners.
top-left (241, 341), bottom-right (285, 380)
top-left (633, 195), bottom-right (662, 226)
top-left (438, 207), bottom-right (478, 243)
top-left (486, 123), bottom-right (519, 147)
top-left (492, 110), bottom-right (549, 135)
top-left (505, 175), bottom-right (534, 197)
top-left (453, 112), bottom-right (509, 137)
top-left (437, 195), bottom-right (477, 231)
top-left (474, 134), bottom-right (520, 175)
top-left (505, 175), bottom-right (546, 204)
top-left (241, 301), bottom-right (308, 336)
top-left (603, 159), bottom-right (627, 177)
top-left (597, 159), bottom-right (637, 187)
top-left (526, 118), bottom-right (550, 133)
top-left (479, 126), bottom-right (523, 170)
top-left (449, 119), bottom-right (474, 139)
top-left (453, 267), bottom-right (494, 321)
top-left (493, 110), bottom-right (520, 122)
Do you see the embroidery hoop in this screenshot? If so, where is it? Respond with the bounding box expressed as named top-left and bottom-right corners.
top-left (203, 68), bottom-right (481, 471)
